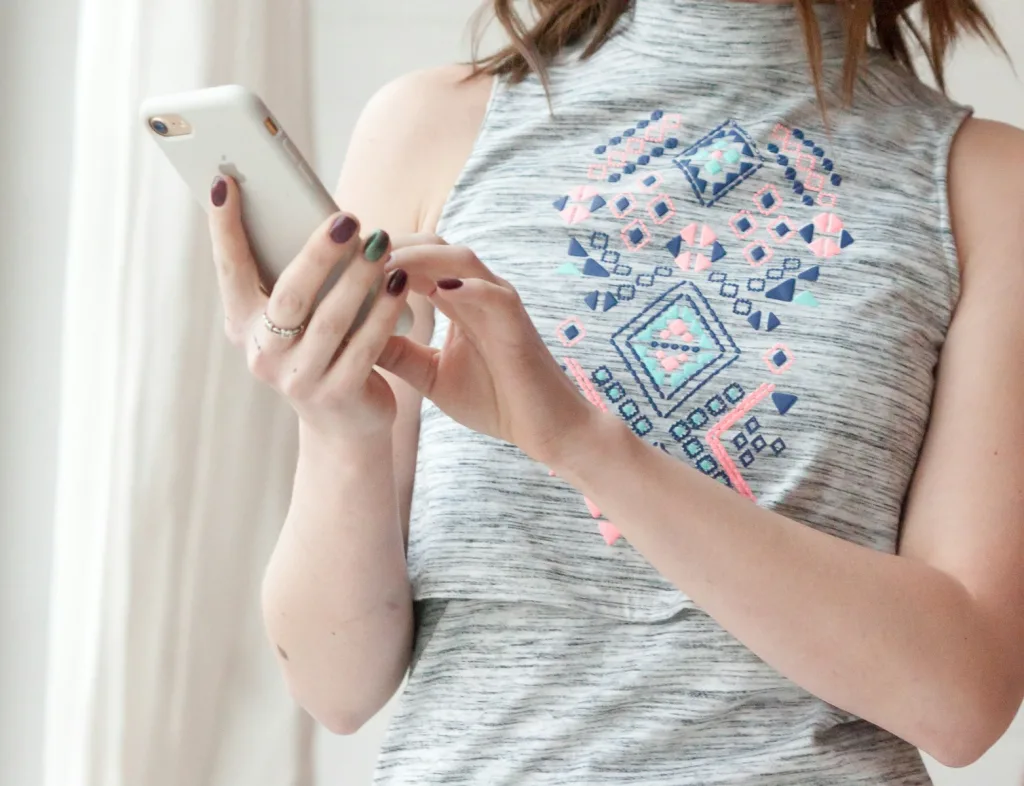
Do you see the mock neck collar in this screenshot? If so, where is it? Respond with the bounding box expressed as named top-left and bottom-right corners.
top-left (616, 0), bottom-right (848, 66)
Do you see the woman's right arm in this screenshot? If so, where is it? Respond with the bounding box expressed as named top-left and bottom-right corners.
top-left (210, 66), bottom-right (489, 735)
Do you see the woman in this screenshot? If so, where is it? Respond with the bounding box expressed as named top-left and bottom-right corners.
top-left (208, 0), bottom-right (1024, 783)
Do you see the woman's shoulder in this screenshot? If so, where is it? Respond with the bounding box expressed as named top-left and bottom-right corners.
top-left (948, 117), bottom-right (1024, 281)
top-left (342, 64), bottom-right (495, 233)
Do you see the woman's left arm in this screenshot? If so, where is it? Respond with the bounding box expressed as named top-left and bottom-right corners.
top-left (548, 118), bottom-right (1024, 768)
top-left (381, 119), bottom-right (1024, 767)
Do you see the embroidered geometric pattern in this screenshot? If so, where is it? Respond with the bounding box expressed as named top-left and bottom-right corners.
top-left (545, 110), bottom-right (855, 542)
top-left (611, 282), bottom-right (741, 418)
top-left (591, 110), bottom-right (685, 184)
top-left (674, 120), bottom-right (765, 208)
top-left (768, 123), bottom-right (845, 209)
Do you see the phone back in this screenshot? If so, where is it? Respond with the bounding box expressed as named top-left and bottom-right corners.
top-left (141, 85), bottom-right (337, 286)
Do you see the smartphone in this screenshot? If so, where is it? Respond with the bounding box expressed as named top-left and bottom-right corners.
top-left (140, 84), bottom-right (413, 335)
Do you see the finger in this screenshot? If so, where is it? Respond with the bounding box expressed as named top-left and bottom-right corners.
top-left (263, 211), bottom-right (367, 342)
top-left (383, 244), bottom-right (502, 289)
top-left (324, 267), bottom-right (418, 390)
top-left (289, 229), bottom-right (395, 376)
top-left (373, 333), bottom-right (441, 398)
top-left (388, 232), bottom-right (447, 251)
top-left (207, 176), bottom-right (266, 340)
top-left (425, 277), bottom-right (526, 348)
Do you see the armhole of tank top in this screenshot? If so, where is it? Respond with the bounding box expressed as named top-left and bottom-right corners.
top-left (934, 103), bottom-right (974, 325)
top-left (434, 73), bottom-right (504, 238)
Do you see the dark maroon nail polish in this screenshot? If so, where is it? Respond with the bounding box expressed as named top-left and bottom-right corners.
top-left (330, 215), bottom-right (358, 244)
top-left (436, 278), bottom-right (463, 290)
top-left (386, 269), bottom-right (408, 296)
top-left (211, 176), bottom-right (227, 207)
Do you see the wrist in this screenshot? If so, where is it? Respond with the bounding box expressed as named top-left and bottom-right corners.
top-left (539, 408), bottom-right (636, 480)
top-left (298, 418), bottom-right (395, 470)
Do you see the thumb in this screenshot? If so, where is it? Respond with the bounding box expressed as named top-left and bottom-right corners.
top-left (375, 334), bottom-right (439, 396)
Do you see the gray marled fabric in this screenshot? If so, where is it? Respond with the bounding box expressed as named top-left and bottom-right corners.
top-left (374, 1), bottom-right (969, 782)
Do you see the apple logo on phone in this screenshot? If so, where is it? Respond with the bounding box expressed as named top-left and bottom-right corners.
top-left (218, 157), bottom-right (246, 184)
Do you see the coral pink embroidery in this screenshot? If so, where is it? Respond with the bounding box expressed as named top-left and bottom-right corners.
top-left (753, 184), bottom-right (783, 216)
top-left (646, 194), bottom-right (676, 225)
top-left (795, 152), bottom-right (817, 173)
top-left (668, 222), bottom-right (725, 272)
top-left (744, 240), bottom-right (774, 267)
top-left (598, 521), bottom-right (623, 546)
top-left (625, 138), bottom-right (646, 156)
top-left (804, 172), bottom-right (825, 193)
top-left (556, 317), bottom-right (587, 348)
top-left (730, 210), bottom-right (758, 240)
top-left (564, 357), bottom-right (608, 412)
top-left (560, 185), bottom-right (601, 225)
top-left (610, 192), bottom-right (637, 219)
top-left (607, 150), bottom-right (628, 169)
top-left (801, 211), bottom-right (854, 259)
top-left (763, 343), bottom-right (795, 374)
top-left (621, 219), bottom-right (653, 251)
top-left (564, 357), bottom-right (621, 544)
top-left (705, 382), bottom-right (776, 501)
top-left (815, 213), bottom-right (844, 233)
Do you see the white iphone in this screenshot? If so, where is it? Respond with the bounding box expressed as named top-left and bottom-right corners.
top-left (140, 84), bottom-right (413, 335)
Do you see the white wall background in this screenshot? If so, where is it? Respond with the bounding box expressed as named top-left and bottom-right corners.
top-left (0, 2), bottom-right (1020, 786)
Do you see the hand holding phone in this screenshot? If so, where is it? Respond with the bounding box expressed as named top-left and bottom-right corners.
top-left (207, 174), bottom-right (412, 437)
top-left (140, 84), bottom-right (413, 336)
top-left (142, 85), bottom-right (415, 437)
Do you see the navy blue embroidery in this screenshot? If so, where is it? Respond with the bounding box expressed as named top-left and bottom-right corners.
top-left (610, 282), bottom-right (741, 419)
top-left (768, 124), bottom-right (845, 209)
top-left (674, 120), bottom-right (765, 208)
top-left (772, 391), bottom-right (799, 415)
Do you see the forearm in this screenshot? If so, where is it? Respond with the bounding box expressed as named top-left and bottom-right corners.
top-left (262, 422), bottom-right (412, 734)
top-left (549, 414), bottom-right (1018, 766)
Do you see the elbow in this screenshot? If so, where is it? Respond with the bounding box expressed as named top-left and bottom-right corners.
top-left (919, 678), bottom-right (1022, 769)
top-left (283, 672), bottom-right (399, 738)
top-left (317, 708), bottom-right (372, 737)
top-left (287, 682), bottom-right (386, 737)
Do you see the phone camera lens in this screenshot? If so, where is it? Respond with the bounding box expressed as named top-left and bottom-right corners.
top-left (150, 119), bottom-right (169, 136)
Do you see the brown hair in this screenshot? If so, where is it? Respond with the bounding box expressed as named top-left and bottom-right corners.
top-left (471, 0), bottom-right (1005, 106)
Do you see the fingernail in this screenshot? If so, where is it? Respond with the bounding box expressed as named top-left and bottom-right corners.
top-left (363, 230), bottom-right (390, 262)
top-left (386, 269), bottom-right (408, 296)
top-left (329, 215), bottom-right (358, 244)
top-left (436, 278), bottom-right (463, 290)
top-left (211, 176), bottom-right (227, 207)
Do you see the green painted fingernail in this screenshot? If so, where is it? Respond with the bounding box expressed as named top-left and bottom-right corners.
top-left (363, 230), bottom-right (390, 262)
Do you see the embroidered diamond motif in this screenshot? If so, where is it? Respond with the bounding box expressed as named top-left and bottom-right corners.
top-left (611, 282), bottom-right (740, 418)
top-left (674, 120), bottom-right (765, 208)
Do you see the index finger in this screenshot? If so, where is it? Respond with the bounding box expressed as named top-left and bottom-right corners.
top-left (208, 175), bottom-right (266, 332)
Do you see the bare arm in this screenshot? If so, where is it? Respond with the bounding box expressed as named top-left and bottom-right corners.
top-left (541, 118), bottom-right (1024, 767)
top-left (258, 65), bottom-right (491, 734)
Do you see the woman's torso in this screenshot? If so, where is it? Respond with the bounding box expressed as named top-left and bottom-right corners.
top-left (376, 1), bottom-right (968, 782)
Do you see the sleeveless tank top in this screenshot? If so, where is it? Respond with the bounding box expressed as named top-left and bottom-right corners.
top-left (375, 1), bottom-right (969, 783)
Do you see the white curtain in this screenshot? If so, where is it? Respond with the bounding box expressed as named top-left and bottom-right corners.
top-left (44, 1), bottom-right (314, 785)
